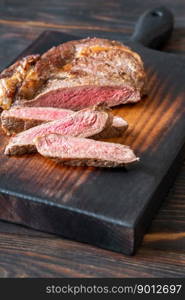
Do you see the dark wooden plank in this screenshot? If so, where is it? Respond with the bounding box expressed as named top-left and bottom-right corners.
top-left (0, 0), bottom-right (184, 30)
top-left (0, 232), bottom-right (185, 278)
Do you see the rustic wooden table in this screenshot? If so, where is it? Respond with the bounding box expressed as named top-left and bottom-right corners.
top-left (0, 0), bottom-right (185, 278)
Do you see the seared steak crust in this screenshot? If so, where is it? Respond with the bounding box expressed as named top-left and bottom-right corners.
top-left (0, 38), bottom-right (145, 110)
top-left (0, 55), bottom-right (40, 109)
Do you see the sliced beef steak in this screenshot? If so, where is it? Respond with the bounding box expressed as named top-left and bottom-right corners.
top-left (4, 106), bottom-right (117, 156)
top-left (1, 106), bottom-right (128, 136)
top-left (0, 38), bottom-right (145, 110)
top-left (1, 107), bottom-right (74, 135)
top-left (35, 134), bottom-right (139, 167)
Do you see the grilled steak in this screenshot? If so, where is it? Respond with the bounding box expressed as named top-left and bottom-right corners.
top-left (1, 106), bottom-right (128, 136)
top-left (0, 38), bottom-right (145, 110)
top-left (35, 134), bottom-right (139, 167)
top-left (0, 55), bottom-right (40, 110)
top-left (4, 106), bottom-right (123, 156)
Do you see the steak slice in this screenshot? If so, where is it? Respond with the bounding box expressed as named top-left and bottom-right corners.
top-left (4, 106), bottom-right (115, 156)
top-left (35, 134), bottom-right (139, 167)
top-left (0, 37), bottom-right (145, 110)
top-left (1, 107), bottom-right (74, 135)
top-left (1, 106), bottom-right (128, 136)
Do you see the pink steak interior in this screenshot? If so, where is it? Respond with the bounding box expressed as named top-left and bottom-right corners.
top-left (25, 86), bottom-right (140, 109)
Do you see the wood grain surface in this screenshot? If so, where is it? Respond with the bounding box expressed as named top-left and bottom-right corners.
top-left (0, 0), bottom-right (185, 277)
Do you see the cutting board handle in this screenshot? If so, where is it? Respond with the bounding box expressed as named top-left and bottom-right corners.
top-left (130, 6), bottom-right (174, 49)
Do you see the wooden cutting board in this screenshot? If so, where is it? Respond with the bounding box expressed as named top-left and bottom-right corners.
top-left (0, 7), bottom-right (185, 255)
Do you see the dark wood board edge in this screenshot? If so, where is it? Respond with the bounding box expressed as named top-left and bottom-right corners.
top-left (0, 190), bottom-right (135, 255)
top-left (134, 141), bottom-right (185, 252)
